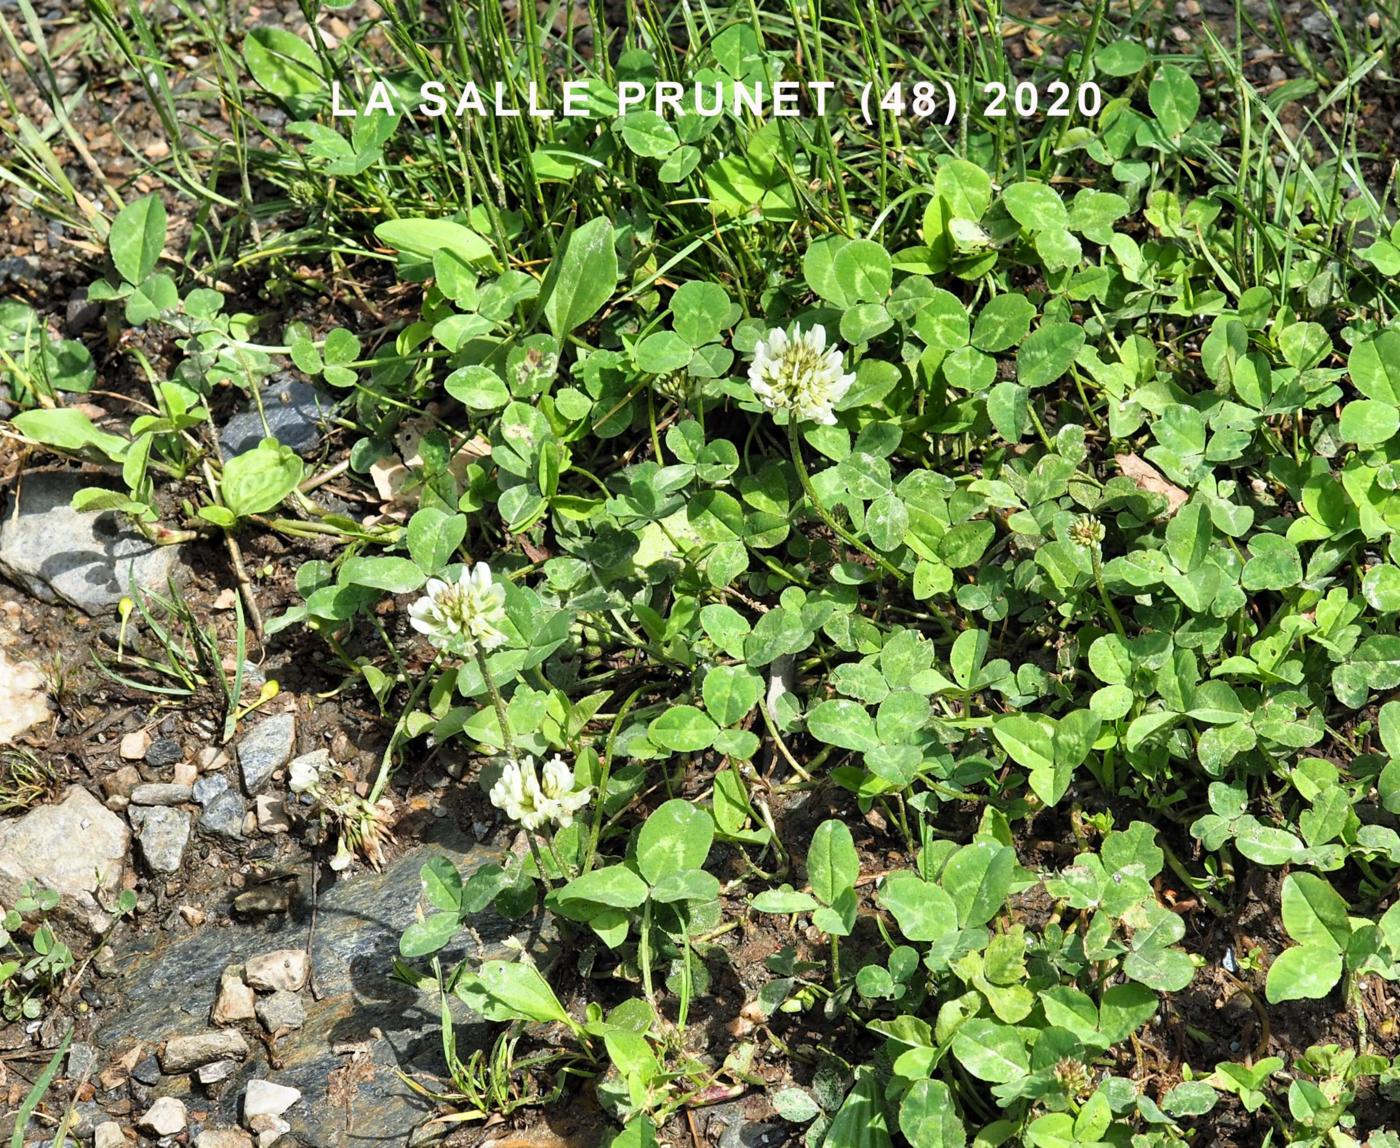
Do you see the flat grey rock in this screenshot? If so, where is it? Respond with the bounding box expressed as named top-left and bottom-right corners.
top-left (219, 378), bottom-right (330, 459)
top-left (137, 806), bottom-right (190, 873)
top-left (0, 786), bottom-right (128, 936)
top-left (200, 789), bottom-right (246, 840)
top-left (238, 714), bottom-right (296, 795)
top-left (255, 989), bottom-right (305, 1033)
top-left (161, 1029), bottom-right (250, 1074)
top-left (0, 472), bottom-right (183, 613)
top-left (130, 783), bottom-right (194, 806)
top-left (95, 831), bottom-right (558, 1147)
top-left (194, 774), bottom-right (230, 806)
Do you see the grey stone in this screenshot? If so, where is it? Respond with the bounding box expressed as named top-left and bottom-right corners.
top-left (255, 990), bottom-right (304, 1034)
top-left (92, 1122), bottom-right (124, 1148)
top-left (69, 1099), bottom-right (103, 1139)
top-left (243, 1079), bottom-right (300, 1123)
top-left (196, 1132), bottom-right (252, 1148)
top-left (0, 787), bottom-right (128, 936)
top-left (130, 783), bottom-right (193, 806)
top-left (238, 715), bottom-right (296, 795)
top-left (131, 1055), bottom-right (161, 1085)
top-left (200, 790), bottom-right (246, 841)
top-left (145, 737), bottom-right (183, 767)
top-left (67, 1040), bottom-right (97, 1082)
top-left (0, 473), bottom-right (184, 614)
top-left (709, 1100), bottom-right (786, 1148)
top-left (244, 950), bottom-right (308, 993)
top-left (212, 966), bottom-right (256, 1025)
top-left (0, 639), bottom-right (50, 742)
top-left (66, 289), bottom-right (101, 335)
top-left (161, 1029), bottom-right (249, 1073)
top-left (140, 1096), bottom-right (186, 1136)
top-left (137, 806), bottom-right (190, 874)
top-left (219, 378), bottom-right (330, 459)
top-left (95, 832), bottom-right (557, 1147)
top-left (199, 1059), bottom-right (241, 1085)
top-left (194, 775), bottom-right (230, 806)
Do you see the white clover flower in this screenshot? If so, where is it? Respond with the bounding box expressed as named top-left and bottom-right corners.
top-left (747, 324), bottom-right (856, 426)
top-left (289, 755), bottom-right (324, 795)
top-left (489, 755), bottom-right (592, 831)
top-left (408, 561), bottom-right (508, 657)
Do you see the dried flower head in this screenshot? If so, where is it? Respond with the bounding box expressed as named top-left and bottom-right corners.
top-left (489, 754), bottom-right (592, 831)
top-left (408, 562), bottom-right (508, 658)
top-left (748, 324), bottom-right (855, 426)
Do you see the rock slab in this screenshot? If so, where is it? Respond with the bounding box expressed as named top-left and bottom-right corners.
top-left (96, 832), bottom-right (559, 1147)
top-left (0, 473), bottom-right (183, 613)
top-left (0, 786), bottom-right (127, 935)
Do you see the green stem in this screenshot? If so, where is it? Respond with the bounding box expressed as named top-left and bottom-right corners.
top-left (786, 421), bottom-right (906, 584)
top-left (368, 656), bottom-right (440, 804)
top-left (1090, 545), bottom-right (1128, 641)
top-left (476, 648), bottom-right (518, 763)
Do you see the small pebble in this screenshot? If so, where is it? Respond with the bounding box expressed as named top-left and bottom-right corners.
top-left (140, 1096), bottom-right (187, 1137)
top-left (244, 950), bottom-right (308, 993)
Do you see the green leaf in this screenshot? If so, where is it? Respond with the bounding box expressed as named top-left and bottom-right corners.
top-left (808, 698), bottom-right (879, 752)
top-left (972, 294), bottom-right (1035, 352)
top-left (833, 239), bottom-right (894, 304)
top-left (751, 886), bottom-right (820, 913)
top-left (406, 508), bottom-right (466, 574)
top-left (108, 194), bottom-right (166, 286)
top-left (637, 799), bottom-right (713, 884)
top-left (543, 217), bottom-right (619, 339)
top-left (375, 218), bottom-right (495, 267)
top-left (702, 665), bottom-right (763, 726)
top-left (11, 408), bottom-right (128, 461)
top-left (398, 911), bottom-right (460, 958)
top-left (219, 438), bottom-right (303, 519)
top-left (1123, 945), bottom-right (1195, 991)
top-left (339, 556), bottom-right (426, 594)
top-left (419, 856), bottom-right (462, 912)
top-left (876, 873), bottom-right (957, 943)
top-left (1265, 945), bottom-right (1343, 1003)
top-left (242, 27), bottom-right (322, 98)
top-left (1149, 64), bottom-right (1200, 136)
top-left (456, 959), bottom-right (573, 1027)
top-left (1001, 183), bottom-right (1067, 232)
top-left (808, 819), bottom-right (860, 906)
top-left (824, 1069), bottom-right (892, 1148)
top-left (1339, 399), bottom-right (1399, 445)
top-left (1280, 873), bottom-right (1352, 951)
top-left (1241, 534), bottom-right (1301, 591)
top-left (1348, 330), bottom-right (1400, 405)
top-left (557, 864), bottom-right (649, 911)
top-left (1363, 565), bottom-right (1400, 612)
top-left (993, 715), bottom-right (1054, 774)
top-left (1017, 322), bottom-right (1085, 388)
top-left (899, 1079), bottom-right (965, 1148)
top-left (771, 1088), bottom-right (821, 1124)
top-left (942, 841), bottom-right (1013, 928)
top-left (951, 1018), bottom-right (1028, 1083)
top-left (445, 365), bottom-right (509, 411)
top-left (617, 110), bottom-right (679, 158)
top-left (648, 705), bottom-right (718, 753)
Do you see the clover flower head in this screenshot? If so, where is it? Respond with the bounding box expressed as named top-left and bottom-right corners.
top-left (489, 754), bottom-right (592, 831)
top-left (408, 561), bottom-right (508, 657)
top-left (748, 324), bottom-right (855, 426)
top-left (289, 755), bottom-right (325, 795)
